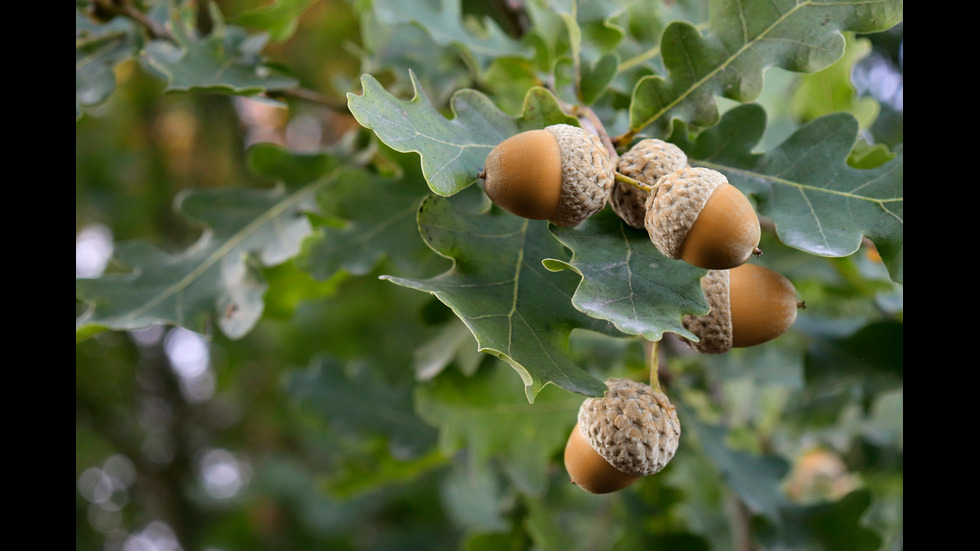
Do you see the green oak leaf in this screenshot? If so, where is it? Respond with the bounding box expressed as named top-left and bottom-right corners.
top-left (683, 406), bottom-right (882, 550)
top-left (580, 51), bottom-right (620, 104)
top-left (755, 490), bottom-right (883, 551)
top-left (357, 11), bottom-right (474, 107)
top-left (248, 142), bottom-right (437, 281)
top-left (441, 459), bottom-right (509, 533)
top-left (247, 142), bottom-right (339, 185)
top-left (804, 320), bottom-right (903, 397)
top-left (347, 71), bottom-right (577, 197)
top-left (230, 0), bottom-right (318, 42)
top-left (628, 0), bottom-right (903, 134)
top-left (384, 195), bottom-right (616, 400)
top-left (848, 139), bottom-right (897, 169)
top-left (302, 167), bottom-right (434, 280)
top-left (543, 208), bottom-right (708, 342)
top-left (75, 10), bottom-right (141, 118)
top-left (140, 3), bottom-right (297, 95)
top-left (76, 155), bottom-right (343, 340)
top-left (688, 414), bottom-right (791, 522)
top-left (287, 355), bottom-right (439, 459)
top-left (791, 34), bottom-right (880, 129)
top-left (522, 473), bottom-right (630, 550)
top-left (413, 318), bottom-right (485, 380)
top-left (524, 1), bottom-right (625, 103)
top-left (414, 361), bottom-right (581, 495)
top-left (669, 104), bottom-right (903, 284)
top-left (371, 0), bottom-right (529, 72)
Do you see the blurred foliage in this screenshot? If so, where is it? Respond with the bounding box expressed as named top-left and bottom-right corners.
top-left (77, 1), bottom-right (902, 550)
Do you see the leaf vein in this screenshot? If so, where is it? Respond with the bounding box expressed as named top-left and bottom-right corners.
top-left (124, 177), bottom-right (331, 324)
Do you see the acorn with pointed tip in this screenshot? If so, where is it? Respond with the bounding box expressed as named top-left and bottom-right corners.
top-left (563, 378), bottom-right (681, 494)
top-left (481, 124), bottom-right (614, 228)
top-left (645, 167), bottom-right (761, 270)
top-left (682, 263), bottom-right (802, 354)
top-left (612, 139), bottom-right (688, 229)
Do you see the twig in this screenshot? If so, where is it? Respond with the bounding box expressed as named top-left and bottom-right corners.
top-left (115, 0), bottom-right (172, 41)
top-left (570, 104), bottom-right (618, 160)
top-left (648, 340), bottom-right (661, 391)
top-left (267, 87), bottom-right (350, 113)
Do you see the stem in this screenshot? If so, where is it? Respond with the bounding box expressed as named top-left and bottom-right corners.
top-left (648, 340), bottom-right (661, 392)
top-left (611, 128), bottom-right (639, 149)
top-left (267, 87), bottom-right (349, 112)
top-left (116, 0), bottom-right (172, 40)
top-left (615, 171), bottom-right (653, 193)
top-left (726, 489), bottom-right (758, 551)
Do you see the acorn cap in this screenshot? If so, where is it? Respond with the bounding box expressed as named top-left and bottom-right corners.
top-left (577, 378), bottom-right (681, 478)
top-left (612, 139), bottom-right (688, 229)
top-left (645, 167), bottom-right (726, 259)
top-left (682, 269), bottom-right (733, 354)
top-left (681, 264), bottom-right (800, 353)
top-left (547, 124), bottom-right (615, 228)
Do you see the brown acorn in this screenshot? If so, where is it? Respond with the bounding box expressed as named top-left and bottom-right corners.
top-left (645, 167), bottom-right (761, 270)
top-left (682, 263), bottom-right (801, 353)
top-left (563, 378), bottom-right (681, 494)
top-left (481, 124), bottom-right (614, 228)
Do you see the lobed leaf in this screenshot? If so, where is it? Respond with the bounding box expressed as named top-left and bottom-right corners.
top-left (75, 10), bottom-right (141, 119)
top-left (287, 355), bottom-right (439, 459)
top-left (230, 0), bottom-right (319, 42)
top-left (414, 362), bottom-right (581, 495)
top-left (371, 0), bottom-right (529, 72)
top-left (301, 167), bottom-right (435, 280)
top-left (76, 156), bottom-right (342, 340)
top-left (682, 405), bottom-right (883, 550)
top-left (544, 209), bottom-right (709, 342)
top-left (140, 4), bottom-right (297, 95)
top-left (790, 34), bottom-right (881, 129)
top-left (347, 71), bottom-right (577, 197)
top-left (628, 0), bottom-right (903, 134)
top-left (384, 195), bottom-right (616, 400)
top-left (357, 11), bottom-right (474, 106)
top-left (246, 143), bottom-right (439, 280)
top-left (670, 104), bottom-right (903, 283)
top-left (804, 320), bottom-right (903, 396)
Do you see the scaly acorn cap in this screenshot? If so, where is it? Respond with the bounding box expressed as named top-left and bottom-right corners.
top-left (482, 124), bottom-right (614, 228)
top-left (682, 269), bottom-right (733, 354)
top-left (612, 139), bottom-right (688, 229)
top-left (576, 378), bottom-right (681, 479)
top-left (549, 124), bottom-right (615, 227)
top-left (644, 167), bottom-right (760, 269)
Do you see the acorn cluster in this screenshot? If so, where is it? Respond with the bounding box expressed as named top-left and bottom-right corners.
top-left (481, 126), bottom-right (761, 270)
top-left (479, 125), bottom-right (804, 494)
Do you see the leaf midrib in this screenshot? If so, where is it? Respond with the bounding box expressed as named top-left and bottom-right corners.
top-left (635, 0), bottom-right (812, 130)
top-left (125, 176), bottom-right (334, 324)
top-left (698, 160), bottom-right (903, 206)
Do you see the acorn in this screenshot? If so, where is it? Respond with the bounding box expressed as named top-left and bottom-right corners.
top-left (481, 124), bottom-right (614, 228)
top-left (612, 139), bottom-right (688, 229)
top-left (645, 167), bottom-right (761, 269)
top-left (682, 263), bottom-right (801, 354)
top-left (563, 378), bottom-right (681, 494)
